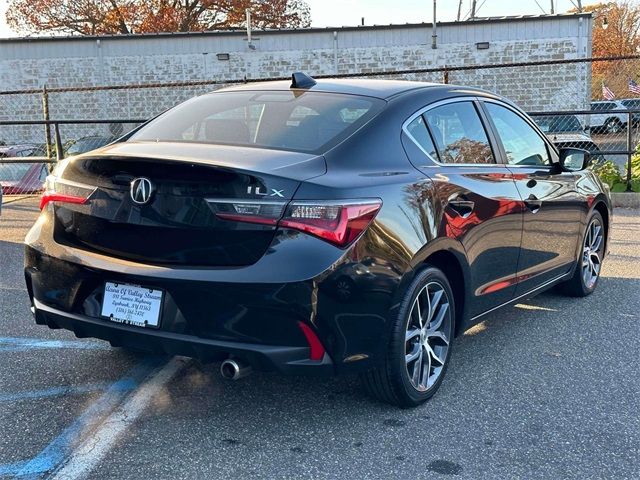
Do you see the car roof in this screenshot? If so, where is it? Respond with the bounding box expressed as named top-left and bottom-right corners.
top-left (218, 78), bottom-right (462, 100)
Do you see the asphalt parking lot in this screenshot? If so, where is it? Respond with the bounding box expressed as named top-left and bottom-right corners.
top-left (1, 197), bottom-right (639, 479)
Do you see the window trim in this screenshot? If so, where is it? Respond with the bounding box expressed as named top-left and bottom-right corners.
top-left (477, 98), bottom-right (559, 169)
top-left (401, 96), bottom-right (503, 168)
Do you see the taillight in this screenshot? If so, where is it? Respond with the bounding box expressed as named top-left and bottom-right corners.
top-left (280, 200), bottom-right (382, 247)
top-left (207, 199), bottom-right (287, 226)
top-left (39, 174), bottom-right (95, 210)
top-left (39, 193), bottom-right (89, 210)
top-left (210, 198), bottom-right (382, 248)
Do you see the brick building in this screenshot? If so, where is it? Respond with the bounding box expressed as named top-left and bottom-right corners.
top-left (0, 13), bottom-right (592, 144)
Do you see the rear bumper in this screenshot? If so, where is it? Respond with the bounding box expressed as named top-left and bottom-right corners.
top-left (24, 207), bottom-right (403, 375)
top-left (31, 298), bottom-right (334, 375)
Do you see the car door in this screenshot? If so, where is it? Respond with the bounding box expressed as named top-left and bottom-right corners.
top-left (403, 99), bottom-right (524, 317)
top-left (480, 100), bottom-right (582, 295)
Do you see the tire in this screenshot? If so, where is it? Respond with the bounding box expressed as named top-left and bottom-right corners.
top-left (604, 118), bottom-right (623, 134)
top-left (557, 211), bottom-right (605, 297)
top-left (362, 266), bottom-right (455, 408)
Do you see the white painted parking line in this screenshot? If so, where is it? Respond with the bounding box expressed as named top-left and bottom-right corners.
top-left (51, 356), bottom-right (188, 480)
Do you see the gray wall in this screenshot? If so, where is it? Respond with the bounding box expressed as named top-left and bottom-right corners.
top-left (0, 14), bottom-right (592, 144)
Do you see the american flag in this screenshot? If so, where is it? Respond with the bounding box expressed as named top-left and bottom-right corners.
top-left (629, 78), bottom-right (640, 95)
top-left (602, 83), bottom-right (615, 100)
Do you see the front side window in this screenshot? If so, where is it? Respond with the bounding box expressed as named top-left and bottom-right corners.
top-left (129, 91), bottom-right (384, 154)
top-left (485, 103), bottom-right (550, 166)
top-left (423, 102), bottom-right (495, 165)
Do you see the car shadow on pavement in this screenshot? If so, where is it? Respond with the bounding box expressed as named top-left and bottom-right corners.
top-left (145, 274), bottom-right (639, 419)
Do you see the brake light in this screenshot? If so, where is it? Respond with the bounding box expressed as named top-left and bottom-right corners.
top-left (39, 173), bottom-right (95, 210)
top-left (279, 200), bottom-right (382, 247)
top-left (40, 192), bottom-right (89, 211)
top-left (211, 198), bottom-right (382, 248)
top-left (209, 199), bottom-right (287, 226)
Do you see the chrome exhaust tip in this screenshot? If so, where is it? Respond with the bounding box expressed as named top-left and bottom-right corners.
top-left (220, 358), bottom-right (252, 380)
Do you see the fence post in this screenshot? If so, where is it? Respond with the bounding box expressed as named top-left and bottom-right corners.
top-left (41, 85), bottom-right (52, 162)
top-left (442, 67), bottom-right (449, 84)
top-left (54, 123), bottom-right (64, 162)
top-left (626, 111), bottom-right (633, 192)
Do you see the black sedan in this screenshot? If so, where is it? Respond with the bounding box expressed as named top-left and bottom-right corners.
top-left (25, 74), bottom-right (611, 407)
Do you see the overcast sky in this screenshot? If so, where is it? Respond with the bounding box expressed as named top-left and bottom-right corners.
top-left (0, 0), bottom-right (591, 38)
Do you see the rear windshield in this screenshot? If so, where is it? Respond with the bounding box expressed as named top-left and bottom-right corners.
top-left (128, 91), bottom-right (384, 153)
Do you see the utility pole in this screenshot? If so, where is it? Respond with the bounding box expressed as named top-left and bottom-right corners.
top-left (432, 0), bottom-right (437, 49)
top-left (470, 0), bottom-right (477, 20)
top-left (456, 0), bottom-right (463, 21)
top-left (577, 0), bottom-right (582, 12)
top-left (550, 0), bottom-right (555, 14)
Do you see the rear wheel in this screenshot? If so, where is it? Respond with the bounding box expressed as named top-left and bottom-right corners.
top-left (362, 266), bottom-right (454, 408)
top-left (558, 211), bottom-right (605, 297)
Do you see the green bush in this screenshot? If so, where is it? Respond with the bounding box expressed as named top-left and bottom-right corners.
top-left (591, 156), bottom-right (640, 193)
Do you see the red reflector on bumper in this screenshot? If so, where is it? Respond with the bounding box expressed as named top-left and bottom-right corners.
top-left (297, 322), bottom-right (326, 361)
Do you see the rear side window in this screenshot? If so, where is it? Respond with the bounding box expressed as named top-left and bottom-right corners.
top-left (129, 91), bottom-right (384, 154)
top-left (405, 115), bottom-right (438, 160)
top-left (485, 103), bottom-right (550, 166)
top-left (423, 102), bottom-right (495, 164)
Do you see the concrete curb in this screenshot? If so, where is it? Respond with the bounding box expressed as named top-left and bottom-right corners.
top-left (611, 192), bottom-right (640, 208)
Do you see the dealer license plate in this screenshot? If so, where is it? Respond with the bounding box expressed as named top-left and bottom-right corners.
top-left (101, 282), bottom-right (163, 328)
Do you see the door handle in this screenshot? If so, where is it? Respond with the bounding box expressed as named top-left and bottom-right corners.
top-left (448, 197), bottom-right (475, 218)
top-left (524, 194), bottom-right (542, 214)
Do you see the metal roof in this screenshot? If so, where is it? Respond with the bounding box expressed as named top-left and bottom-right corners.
top-left (0, 13), bottom-right (592, 43)
top-left (219, 78), bottom-right (443, 99)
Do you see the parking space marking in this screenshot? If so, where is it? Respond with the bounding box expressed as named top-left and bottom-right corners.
top-left (0, 381), bottom-right (134, 403)
top-left (2, 357), bottom-right (168, 478)
top-left (0, 336), bottom-right (110, 352)
top-left (50, 357), bottom-right (188, 480)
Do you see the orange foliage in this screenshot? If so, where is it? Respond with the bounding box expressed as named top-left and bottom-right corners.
top-left (6, 0), bottom-right (311, 35)
top-left (571, 1), bottom-right (640, 99)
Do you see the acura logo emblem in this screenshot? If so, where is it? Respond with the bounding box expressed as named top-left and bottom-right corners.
top-left (130, 177), bottom-right (154, 205)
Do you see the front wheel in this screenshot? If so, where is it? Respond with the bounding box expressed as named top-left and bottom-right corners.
top-left (604, 118), bottom-right (623, 134)
top-left (557, 211), bottom-right (605, 297)
top-left (362, 266), bottom-right (455, 408)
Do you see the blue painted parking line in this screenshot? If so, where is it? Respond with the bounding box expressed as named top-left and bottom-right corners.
top-left (0, 336), bottom-right (109, 353)
top-left (0, 356), bottom-right (165, 478)
top-left (0, 461), bottom-right (30, 477)
top-left (0, 380), bottom-right (135, 403)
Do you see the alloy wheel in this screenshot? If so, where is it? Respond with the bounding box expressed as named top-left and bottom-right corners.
top-left (606, 119), bottom-right (621, 134)
top-left (582, 218), bottom-right (604, 289)
top-left (405, 281), bottom-right (452, 392)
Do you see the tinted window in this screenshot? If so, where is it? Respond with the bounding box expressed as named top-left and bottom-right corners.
top-left (622, 99), bottom-right (640, 108)
top-left (485, 103), bottom-right (550, 166)
top-left (406, 115), bottom-right (438, 160)
top-left (591, 102), bottom-right (615, 112)
top-left (534, 115), bottom-right (582, 133)
top-left (424, 102), bottom-right (494, 164)
top-left (130, 91), bottom-right (384, 154)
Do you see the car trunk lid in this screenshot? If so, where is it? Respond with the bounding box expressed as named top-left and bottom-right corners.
top-left (50, 142), bottom-right (326, 266)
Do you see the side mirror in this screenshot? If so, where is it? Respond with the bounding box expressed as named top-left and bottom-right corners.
top-left (558, 148), bottom-right (590, 172)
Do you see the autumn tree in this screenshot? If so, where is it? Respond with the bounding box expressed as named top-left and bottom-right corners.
top-left (6, 0), bottom-right (311, 36)
top-left (570, 1), bottom-right (640, 99)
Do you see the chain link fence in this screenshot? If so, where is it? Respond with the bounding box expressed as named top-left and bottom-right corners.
top-left (2, 55), bottom-right (640, 203)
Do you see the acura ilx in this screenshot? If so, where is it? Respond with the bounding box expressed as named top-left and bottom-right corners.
top-left (25, 74), bottom-right (611, 407)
